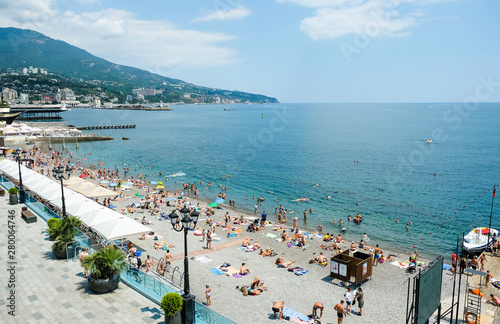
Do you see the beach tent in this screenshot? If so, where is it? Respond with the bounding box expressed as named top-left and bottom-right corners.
top-left (37, 182), bottom-right (66, 200)
top-left (41, 185), bottom-right (75, 201)
top-left (91, 216), bottom-right (151, 241)
top-left (63, 177), bottom-right (85, 189)
top-left (66, 199), bottom-right (102, 216)
top-left (51, 191), bottom-right (88, 210)
top-left (75, 207), bottom-right (120, 227)
top-left (70, 181), bottom-right (97, 194)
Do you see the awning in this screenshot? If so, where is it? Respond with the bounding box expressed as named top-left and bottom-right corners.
top-left (92, 216), bottom-right (151, 241)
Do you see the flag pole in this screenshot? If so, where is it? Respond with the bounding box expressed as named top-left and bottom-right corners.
top-left (486, 185), bottom-right (496, 253)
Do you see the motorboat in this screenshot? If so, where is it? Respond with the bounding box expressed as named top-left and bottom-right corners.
top-left (224, 107), bottom-right (234, 111)
top-left (122, 137), bottom-right (129, 140)
top-left (426, 139), bottom-right (432, 143)
top-left (463, 227), bottom-right (498, 252)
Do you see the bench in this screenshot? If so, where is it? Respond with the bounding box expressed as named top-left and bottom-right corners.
top-left (0, 189), bottom-right (5, 196)
top-left (22, 210), bottom-right (37, 223)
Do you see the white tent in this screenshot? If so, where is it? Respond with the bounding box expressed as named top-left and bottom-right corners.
top-left (76, 207), bottom-right (120, 227)
top-left (63, 177), bottom-right (85, 187)
top-left (51, 191), bottom-right (88, 210)
top-left (92, 216), bottom-right (151, 241)
top-left (67, 180), bottom-right (95, 192)
top-left (66, 199), bottom-right (102, 216)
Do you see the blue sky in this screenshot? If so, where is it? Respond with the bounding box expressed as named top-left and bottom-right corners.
top-left (1, 0), bottom-right (499, 103)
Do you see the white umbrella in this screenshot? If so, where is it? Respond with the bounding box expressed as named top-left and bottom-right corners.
top-left (92, 216), bottom-right (151, 241)
top-left (38, 182), bottom-right (65, 200)
top-left (42, 186), bottom-right (75, 201)
top-left (80, 185), bottom-right (116, 198)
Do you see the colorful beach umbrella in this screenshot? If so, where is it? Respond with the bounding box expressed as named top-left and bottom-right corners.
top-left (123, 181), bottom-right (133, 186)
top-left (156, 185), bottom-right (164, 189)
top-left (215, 198), bottom-right (225, 204)
top-left (100, 180), bottom-right (110, 184)
top-left (109, 183), bottom-right (118, 187)
top-left (208, 202), bottom-right (218, 207)
top-left (150, 181), bottom-right (158, 185)
top-left (79, 174), bottom-right (88, 178)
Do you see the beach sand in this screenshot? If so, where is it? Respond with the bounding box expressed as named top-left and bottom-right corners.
top-left (21, 145), bottom-right (468, 324)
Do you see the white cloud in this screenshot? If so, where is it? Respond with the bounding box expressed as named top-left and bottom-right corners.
top-left (278, 0), bottom-right (446, 40)
top-left (191, 5), bottom-right (252, 22)
top-left (0, 0), bottom-right (239, 71)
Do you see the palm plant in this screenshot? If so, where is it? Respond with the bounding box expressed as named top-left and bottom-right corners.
top-left (81, 246), bottom-right (127, 279)
top-left (51, 216), bottom-right (82, 253)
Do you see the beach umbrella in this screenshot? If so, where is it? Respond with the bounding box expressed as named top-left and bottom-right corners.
top-left (92, 216), bottom-right (151, 241)
top-left (164, 197), bottom-right (177, 201)
top-left (208, 202), bottom-right (219, 207)
top-left (123, 181), bottom-right (133, 186)
top-left (215, 198), bottom-right (225, 204)
top-left (66, 199), bottom-right (101, 216)
top-left (109, 183), bottom-right (118, 187)
top-left (100, 180), bottom-right (110, 184)
top-left (156, 185), bottom-right (164, 189)
top-left (78, 174), bottom-right (88, 178)
top-left (150, 181), bottom-right (158, 185)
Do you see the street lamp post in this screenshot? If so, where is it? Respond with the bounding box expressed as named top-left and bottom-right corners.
top-left (169, 206), bottom-right (199, 324)
top-left (12, 147), bottom-right (25, 203)
top-left (52, 165), bottom-right (72, 217)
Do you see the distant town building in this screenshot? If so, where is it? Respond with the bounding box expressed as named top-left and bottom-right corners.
top-left (2, 88), bottom-right (18, 102)
top-left (61, 88), bottom-right (76, 101)
top-left (22, 68), bottom-right (28, 75)
top-left (19, 93), bottom-right (29, 104)
top-left (126, 95), bottom-right (133, 102)
top-left (40, 92), bottom-right (61, 103)
top-left (132, 88), bottom-right (163, 96)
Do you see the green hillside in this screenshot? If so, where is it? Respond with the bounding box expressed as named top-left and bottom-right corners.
top-left (0, 27), bottom-right (278, 104)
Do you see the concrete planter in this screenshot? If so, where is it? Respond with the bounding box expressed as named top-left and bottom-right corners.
top-left (87, 274), bottom-right (120, 294)
top-left (165, 312), bottom-right (182, 324)
top-left (52, 246), bottom-right (68, 259)
top-left (9, 194), bottom-right (18, 205)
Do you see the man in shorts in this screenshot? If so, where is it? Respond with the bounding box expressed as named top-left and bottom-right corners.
top-left (311, 302), bottom-right (324, 320)
top-left (334, 300), bottom-right (346, 324)
top-left (373, 244), bottom-right (381, 266)
top-left (272, 300), bottom-right (284, 319)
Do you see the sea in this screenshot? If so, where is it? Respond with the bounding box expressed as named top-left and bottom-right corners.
top-left (59, 103), bottom-right (500, 258)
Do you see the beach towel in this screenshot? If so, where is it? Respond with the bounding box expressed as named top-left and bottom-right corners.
top-left (220, 266), bottom-right (239, 277)
top-left (442, 264), bottom-right (452, 270)
top-left (232, 272), bottom-right (250, 278)
top-left (209, 268), bottom-right (225, 275)
top-left (282, 307), bottom-right (310, 322)
top-left (193, 256), bottom-right (213, 263)
top-left (264, 233), bottom-right (277, 238)
top-left (295, 269), bottom-right (308, 275)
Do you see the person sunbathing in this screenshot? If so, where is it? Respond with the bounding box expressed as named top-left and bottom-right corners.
top-left (297, 234), bottom-right (307, 247)
top-left (248, 286), bottom-right (267, 295)
top-left (259, 248), bottom-right (274, 257)
top-left (277, 259), bottom-right (295, 268)
top-left (251, 277), bottom-right (263, 289)
top-left (242, 237), bottom-right (252, 247)
top-left (281, 230), bottom-right (290, 241)
top-left (240, 263), bottom-right (251, 275)
top-left (252, 241), bottom-right (261, 250)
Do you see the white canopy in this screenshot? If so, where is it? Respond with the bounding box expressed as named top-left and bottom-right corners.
top-left (79, 185), bottom-right (116, 198)
top-left (0, 159), bottom-right (148, 241)
top-left (92, 216), bottom-right (151, 241)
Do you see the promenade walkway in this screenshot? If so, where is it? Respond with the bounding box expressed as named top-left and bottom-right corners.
top-left (0, 197), bottom-right (163, 324)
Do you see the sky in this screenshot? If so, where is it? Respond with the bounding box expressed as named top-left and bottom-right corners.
top-left (1, 0), bottom-right (499, 103)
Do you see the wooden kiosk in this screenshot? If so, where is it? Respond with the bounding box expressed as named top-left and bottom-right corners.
top-left (330, 250), bottom-right (373, 285)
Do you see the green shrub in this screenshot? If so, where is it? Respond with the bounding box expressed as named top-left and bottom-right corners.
top-left (8, 187), bottom-right (18, 194)
top-left (51, 216), bottom-right (82, 252)
top-left (47, 218), bottom-right (60, 229)
top-left (161, 293), bottom-right (183, 317)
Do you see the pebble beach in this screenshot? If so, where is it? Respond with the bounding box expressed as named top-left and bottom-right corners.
top-left (16, 144), bottom-right (469, 324)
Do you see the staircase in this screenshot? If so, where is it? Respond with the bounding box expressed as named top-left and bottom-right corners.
top-left (465, 283), bottom-right (482, 324)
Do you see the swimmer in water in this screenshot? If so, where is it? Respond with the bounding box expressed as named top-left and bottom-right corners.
top-left (326, 195), bottom-right (332, 199)
top-left (315, 183), bottom-right (320, 187)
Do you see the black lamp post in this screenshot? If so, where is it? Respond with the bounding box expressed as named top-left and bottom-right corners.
top-left (52, 165), bottom-right (72, 217)
top-left (12, 147), bottom-right (25, 203)
top-left (169, 206), bottom-right (199, 324)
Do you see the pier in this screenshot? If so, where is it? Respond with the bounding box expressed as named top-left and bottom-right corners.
top-left (76, 124), bottom-right (136, 130)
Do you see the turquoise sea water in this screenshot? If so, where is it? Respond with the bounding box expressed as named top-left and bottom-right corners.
top-left (61, 103), bottom-right (500, 257)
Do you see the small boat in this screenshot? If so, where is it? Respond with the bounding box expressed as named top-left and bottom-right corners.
top-left (426, 139), bottom-right (432, 143)
top-left (463, 227), bottom-right (498, 252)
top-left (224, 107), bottom-right (234, 111)
top-left (122, 137), bottom-right (129, 140)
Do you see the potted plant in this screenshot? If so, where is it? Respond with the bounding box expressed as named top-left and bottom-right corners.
top-left (47, 218), bottom-right (62, 241)
top-left (51, 216), bottom-right (82, 259)
top-left (81, 246), bottom-right (126, 294)
top-left (8, 187), bottom-right (18, 205)
top-left (161, 293), bottom-right (183, 324)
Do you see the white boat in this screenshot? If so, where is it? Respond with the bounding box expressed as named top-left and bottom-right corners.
top-left (463, 227), bottom-right (498, 252)
top-left (224, 107), bottom-right (234, 111)
top-left (426, 139), bottom-right (432, 143)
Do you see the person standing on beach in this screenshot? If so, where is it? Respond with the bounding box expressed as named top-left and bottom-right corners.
top-left (355, 287), bottom-right (364, 316)
top-left (254, 204), bottom-right (258, 214)
top-left (205, 285), bottom-right (211, 306)
top-left (345, 287), bottom-right (353, 315)
top-left (334, 300), bottom-right (346, 324)
top-left (293, 217), bottom-right (298, 232)
top-left (206, 231), bottom-right (212, 250)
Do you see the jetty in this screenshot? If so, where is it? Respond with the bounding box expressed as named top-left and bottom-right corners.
top-left (76, 124), bottom-right (136, 130)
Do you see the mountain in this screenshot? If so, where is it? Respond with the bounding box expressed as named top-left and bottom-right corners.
top-left (0, 27), bottom-right (278, 104)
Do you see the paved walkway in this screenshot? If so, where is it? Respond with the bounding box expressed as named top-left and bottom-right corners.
top-left (0, 195), bottom-right (163, 324)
